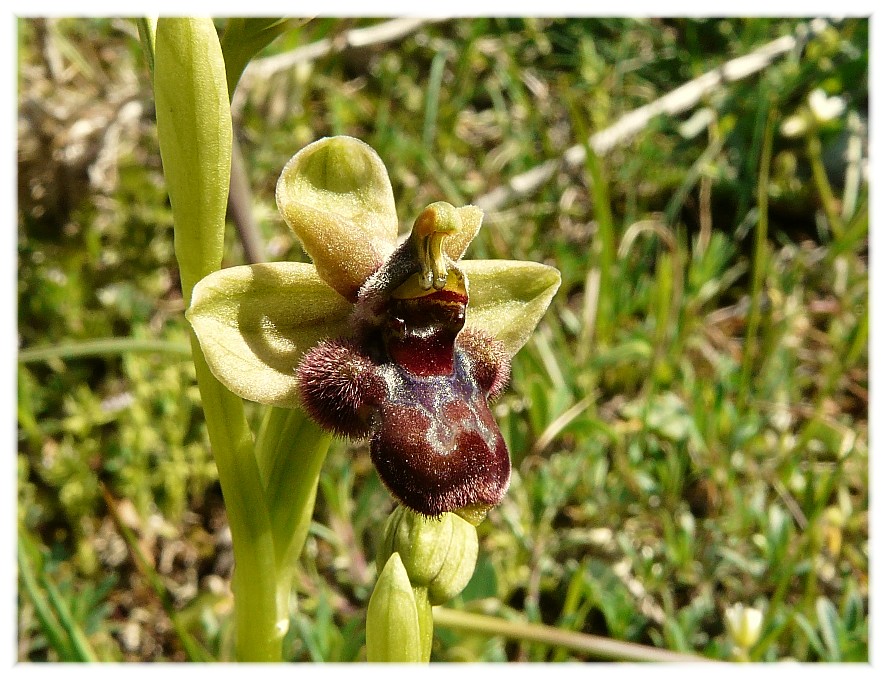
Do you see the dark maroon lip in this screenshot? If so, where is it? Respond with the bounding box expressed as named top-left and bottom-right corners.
top-left (388, 336), bottom-right (456, 377)
top-left (369, 353), bottom-right (511, 517)
top-left (296, 327), bottom-right (514, 516)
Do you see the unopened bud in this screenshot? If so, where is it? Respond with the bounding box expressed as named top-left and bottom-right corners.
top-left (366, 552), bottom-right (423, 662)
top-left (379, 505), bottom-right (478, 605)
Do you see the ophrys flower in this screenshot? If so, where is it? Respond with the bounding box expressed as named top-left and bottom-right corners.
top-left (187, 136), bottom-right (560, 519)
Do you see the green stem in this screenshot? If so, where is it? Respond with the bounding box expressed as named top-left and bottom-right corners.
top-left (414, 587), bottom-right (434, 661)
top-left (152, 18), bottom-right (286, 660)
top-left (806, 133), bottom-right (845, 239)
top-left (254, 406), bottom-right (332, 620)
top-left (738, 105), bottom-right (776, 410)
top-left (18, 338), bottom-right (190, 364)
top-left (191, 339), bottom-right (282, 661)
top-left (432, 608), bottom-right (713, 662)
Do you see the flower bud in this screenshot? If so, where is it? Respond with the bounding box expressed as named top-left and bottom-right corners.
top-left (379, 505), bottom-right (478, 605)
top-left (366, 552), bottom-right (423, 662)
top-left (724, 603), bottom-right (764, 652)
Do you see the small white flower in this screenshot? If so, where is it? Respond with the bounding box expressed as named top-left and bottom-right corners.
top-left (780, 114), bottom-right (808, 138)
top-left (808, 88), bottom-right (846, 123)
top-left (725, 603), bottom-right (764, 649)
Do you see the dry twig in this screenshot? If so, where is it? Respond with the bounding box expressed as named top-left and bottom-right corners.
top-left (232, 18), bottom-right (448, 117)
top-left (475, 19), bottom-right (831, 213)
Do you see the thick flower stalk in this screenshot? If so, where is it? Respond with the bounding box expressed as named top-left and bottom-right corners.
top-left (187, 136), bottom-right (560, 518)
top-left (150, 18), bottom-right (282, 661)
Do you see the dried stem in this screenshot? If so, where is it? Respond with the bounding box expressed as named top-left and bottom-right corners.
top-left (232, 18), bottom-right (448, 117)
top-left (228, 133), bottom-right (265, 264)
top-left (475, 19), bottom-right (830, 213)
top-left (433, 607), bottom-right (714, 662)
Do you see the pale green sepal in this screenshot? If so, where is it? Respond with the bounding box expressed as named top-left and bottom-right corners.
top-left (154, 18), bottom-right (232, 301)
top-left (461, 259), bottom-right (562, 358)
top-left (276, 136), bottom-right (399, 302)
top-left (186, 262), bottom-right (352, 408)
top-left (366, 553), bottom-right (423, 662)
top-left (378, 506), bottom-right (478, 606)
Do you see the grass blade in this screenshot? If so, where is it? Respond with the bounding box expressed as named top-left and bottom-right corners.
top-left (17, 534), bottom-right (78, 661)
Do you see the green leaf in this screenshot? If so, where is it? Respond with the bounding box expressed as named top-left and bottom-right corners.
top-left (154, 18), bottom-right (232, 300)
top-left (461, 259), bottom-right (562, 358)
top-left (366, 553), bottom-right (423, 662)
top-left (187, 262), bottom-right (352, 408)
top-left (221, 18), bottom-right (295, 98)
top-left (254, 406), bottom-right (332, 571)
top-left (816, 597), bottom-right (842, 661)
top-left (21, 536), bottom-right (100, 663)
top-left (793, 612), bottom-right (828, 659)
top-left (17, 533), bottom-right (78, 661)
top-left (276, 136), bottom-right (399, 301)
top-left (135, 17), bottom-right (157, 76)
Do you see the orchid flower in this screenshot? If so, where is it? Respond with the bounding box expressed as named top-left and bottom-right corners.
top-left (186, 136), bottom-right (560, 519)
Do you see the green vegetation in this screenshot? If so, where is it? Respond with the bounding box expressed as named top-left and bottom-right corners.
top-left (17, 17), bottom-right (867, 662)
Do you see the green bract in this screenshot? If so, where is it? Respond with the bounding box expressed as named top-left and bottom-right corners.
top-left (187, 136), bottom-right (561, 411)
top-left (155, 17), bottom-right (232, 299)
top-left (366, 553), bottom-right (423, 662)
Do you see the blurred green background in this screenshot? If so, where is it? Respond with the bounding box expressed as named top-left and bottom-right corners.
top-left (17, 17), bottom-right (867, 662)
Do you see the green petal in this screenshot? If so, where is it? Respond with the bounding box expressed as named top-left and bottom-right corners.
top-left (461, 259), bottom-right (561, 358)
top-left (186, 262), bottom-right (352, 408)
top-left (276, 136), bottom-right (399, 302)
